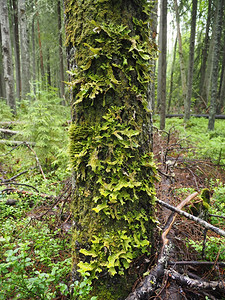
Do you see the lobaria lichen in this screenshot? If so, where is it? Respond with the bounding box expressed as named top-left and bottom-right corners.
top-left (65, 0), bottom-right (158, 297)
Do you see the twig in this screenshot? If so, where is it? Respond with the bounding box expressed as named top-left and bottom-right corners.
top-left (168, 261), bottom-right (225, 268)
top-left (2, 167), bottom-right (36, 183)
top-left (24, 142), bottom-right (46, 180)
top-left (157, 199), bottom-right (225, 237)
top-left (1, 187), bottom-right (54, 199)
top-left (0, 182), bottom-right (39, 193)
top-left (209, 214), bottom-right (225, 219)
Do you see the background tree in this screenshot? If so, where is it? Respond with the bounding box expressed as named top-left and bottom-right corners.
top-left (157, 0), bottom-right (167, 130)
top-left (0, 0), bottom-right (16, 113)
top-left (19, 0), bottom-right (30, 98)
top-left (208, 0), bottom-right (223, 130)
top-left (65, 0), bottom-right (157, 297)
top-left (185, 0), bottom-right (197, 121)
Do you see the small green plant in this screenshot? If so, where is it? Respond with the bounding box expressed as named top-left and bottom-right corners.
top-left (71, 275), bottom-right (97, 300)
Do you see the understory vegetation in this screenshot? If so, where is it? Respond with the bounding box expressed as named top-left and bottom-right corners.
top-left (0, 94), bottom-right (224, 299)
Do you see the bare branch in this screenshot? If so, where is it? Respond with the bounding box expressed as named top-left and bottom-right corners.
top-left (157, 199), bottom-right (225, 237)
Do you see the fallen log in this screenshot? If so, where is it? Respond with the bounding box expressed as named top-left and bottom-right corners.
top-left (166, 114), bottom-right (225, 119)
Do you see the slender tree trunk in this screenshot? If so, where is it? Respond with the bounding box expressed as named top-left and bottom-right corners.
top-left (208, 0), bottom-right (223, 130)
top-left (58, 0), bottom-right (65, 102)
top-left (0, 1), bottom-right (16, 113)
top-left (168, 36), bottom-right (177, 113)
top-left (174, 0), bottom-right (187, 115)
top-left (32, 17), bottom-right (36, 94)
top-left (185, 0), bottom-right (197, 121)
top-left (65, 0), bottom-right (157, 296)
top-left (199, 0), bottom-right (211, 96)
top-left (159, 0), bottom-right (167, 130)
top-left (148, 0), bottom-right (158, 114)
top-left (47, 48), bottom-right (51, 86)
top-left (36, 12), bottom-right (44, 78)
top-left (0, 25), bottom-right (6, 99)
top-left (217, 33), bottom-right (225, 113)
top-left (19, 0), bottom-right (30, 98)
top-left (12, 0), bottom-right (21, 100)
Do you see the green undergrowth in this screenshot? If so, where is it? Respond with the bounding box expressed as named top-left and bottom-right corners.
top-left (0, 192), bottom-right (72, 300)
top-left (155, 116), bottom-right (225, 167)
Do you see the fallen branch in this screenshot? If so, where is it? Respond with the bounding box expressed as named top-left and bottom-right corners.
top-left (0, 182), bottom-right (39, 193)
top-left (165, 268), bottom-right (225, 293)
top-left (157, 199), bottom-right (225, 238)
top-left (24, 142), bottom-right (46, 180)
top-left (168, 261), bottom-right (225, 268)
top-left (209, 214), bottom-right (225, 220)
top-left (0, 187), bottom-right (54, 199)
top-left (0, 128), bottom-right (21, 135)
top-left (2, 167), bottom-right (37, 183)
top-left (0, 140), bottom-right (35, 146)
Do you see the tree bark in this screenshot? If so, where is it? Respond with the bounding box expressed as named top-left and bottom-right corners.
top-left (208, 0), bottom-right (223, 130)
top-left (185, 0), bottom-right (197, 121)
top-left (158, 0), bottom-right (167, 130)
top-left (58, 0), bottom-right (65, 102)
top-left (174, 0), bottom-right (187, 117)
top-left (168, 36), bottom-right (177, 113)
top-left (31, 17), bottom-right (36, 94)
top-left (19, 0), bottom-right (30, 98)
top-left (0, 1), bottom-right (16, 113)
top-left (199, 0), bottom-right (211, 99)
top-left (65, 0), bottom-right (157, 297)
top-left (12, 0), bottom-right (21, 100)
top-left (0, 25), bottom-right (6, 99)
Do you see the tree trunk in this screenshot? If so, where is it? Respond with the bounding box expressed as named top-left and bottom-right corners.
top-left (0, 25), bottom-right (6, 99)
top-left (64, 0), bottom-right (157, 297)
top-left (168, 36), bottom-right (177, 113)
top-left (36, 11), bottom-right (44, 78)
top-left (0, 1), bottom-right (16, 113)
top-left (158, 0), bottom-right (167, 130)
top-left (58, 0), bottom-right (65, 102)
top-left (147, 0), bottom-right (158, 114)
top-left (199, 0), bottom-right (211, 98)
top-left (19, 0), bottom-right (30, 99)
top-left (208, 0), bottom-right (223, 130)
top-left (174, 0), bottom-right (187, 116)
top-left (217, 31), bottom-right (225, 113)
top-left (47, 48), bottom-right (51, 87)
top-left (185, 0), bottom-right (197, 121)
top-left (12, 0), bottom-right (21, 100)
top-left (31, 17), bottom-right (36, 94)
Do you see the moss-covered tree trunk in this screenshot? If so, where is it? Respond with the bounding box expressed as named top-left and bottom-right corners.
top-left (64, 0), bottom-right (157, 297)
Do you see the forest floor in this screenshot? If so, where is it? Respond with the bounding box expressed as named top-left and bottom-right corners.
top-left (0, 125), bottom-right (225, 299)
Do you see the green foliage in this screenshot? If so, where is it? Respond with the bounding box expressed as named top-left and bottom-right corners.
top-left (70, 107), bottom-right (157, 279)
top-left (0, 101), bottom-right (13, 121)
top-left (188, 237), bottom-right (225, 262)
top-left (0, 192), bottom-right (71, 300)
top-left (71, 276), bottom-right (97, 300)
top-left (162, 117), bottom-right (225, 167)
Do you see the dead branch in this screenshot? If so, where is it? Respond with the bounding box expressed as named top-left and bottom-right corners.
top-left (1, 187), bottom-right (55, 199)
top-left (157, 199), bottom-right (225, 238)
top-left (24, 142), bottom-right (46, 180)
top-left (0, 140), bottom-right (35, 146)
top-left (0, 182), bottom-right (39, 193)
top-left (0, 128), bottom-right (21, 135)
top-left (168, 261), bottom-right (225, 267)
top-left (2, 167), bottom-right (36, 183)
top-left (165, 268), bottom-right (225, 293)
top-left (161, 192), bottom-right (198, 254)
top-left (209, 214), bottom-right (225, 220)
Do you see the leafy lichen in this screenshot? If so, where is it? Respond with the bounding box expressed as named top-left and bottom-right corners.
top-left (65, 0), bottom-right (157, 296)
